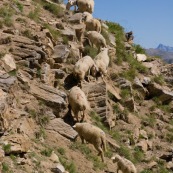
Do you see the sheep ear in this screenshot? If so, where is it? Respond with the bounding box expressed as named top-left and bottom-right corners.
top-left (111, 156), bottom-right (115, 160)
top-left (73, 125), bottom-right (76, 128)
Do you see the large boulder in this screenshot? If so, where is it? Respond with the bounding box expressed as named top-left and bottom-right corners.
top-left (1, 54), bottom-right (16, 72)
top-left (52, 45), bottom-right (70, 63)
top-left (136, 54), bottom-right (147, 62)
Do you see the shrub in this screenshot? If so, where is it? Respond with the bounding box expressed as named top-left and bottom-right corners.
top-left (83, 45), bottom-right (98, 58)
top-left (28, 7), bottom-right (40, 22)
top-left (3, 144), bottom-right (11, 154)
top-left (43, 2), bottom-right (64, 17)
top-left (41, 148), bottom-right (53, 157)
top-left (57, 147), bottom-right (66, 155)
top-left (133, 44), bottom-right (145, 54)
top-left (44, 23), bottom-right (60, 40)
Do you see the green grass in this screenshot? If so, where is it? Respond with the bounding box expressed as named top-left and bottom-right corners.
top-left (44, 23), bottom-right (60, 40)
top-left (43, 2), bottom-right (64, 17)
top-left (22, 29), bottom-right (33, 39)
top-left (152, 75), bottom-right (165, 85)
top-left (2, 162), bottom-right (10, 173)
top-left (28, 7), bottom-right (40, 22)
top-left (14, 0), bottom-right (23, 12)
top-left (40, 148), bottom-right (53, 157)
top-left (133, 44), bottom-right (146, 54)
top-left (83, 45), bottom-right (98, 58)
top-left (57, 147), bottom-right (66, 155)
top-left (3, 144), bottom-right (11, 154)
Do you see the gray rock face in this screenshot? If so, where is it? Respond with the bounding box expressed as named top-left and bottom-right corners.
top-left (46, 118), bottom-right (78, 140)
top-left (147, 82), bottom-right (173, 103)
top-left (29, 82), bottom-right (67, 117)
top-left (52, 45), bottom-right (70, 63)
top-left (68, 13), bottom-right (83, 24)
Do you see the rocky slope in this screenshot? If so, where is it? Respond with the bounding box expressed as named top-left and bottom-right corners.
top-left (0, 0), bottom-right (173, 173)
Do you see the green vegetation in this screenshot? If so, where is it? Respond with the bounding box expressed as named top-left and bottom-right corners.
top-left (57, 147), bottom-right (66, 155)
top-left (3, 144), bottom-right (11, 154)
top-left (142, 113), bottom-right (156, 127)
top-left (83, 45), bottom-right (98, 58)
top-left (152, 75), bottom-right (165, 85)
top-left (22, 29), bottom-right (33, 39)
top-left (70, 142), bottom-right (106, 171)
top-left (43, 2), bottom-right (64, 17)
top-left (0, 5), bottom-right (14, 27)
top-left (107, 21), bottom-right (126, 64)
top-left (44, 23), bottom-right (60, 40)
top-left (2, 162), bottom-right (10, 173)
top-left (133, 44), bottom-right (145, 54)
top-left (120, 89), bottom-right (131, 100)
top-left (40, 148), bottom-right (53, 157)
top-left (35, 127), bottom-right (46, 139)
top-left (13, 0), bottom-right (23, 12)
top-left (28, 109), bottom-right (50, 127)
top-left (28, 7), bottom-right (40, 22)
top-left (140, 170), bottom-right (153, 173)
top-left (133, 146), bottom-right (145, 163)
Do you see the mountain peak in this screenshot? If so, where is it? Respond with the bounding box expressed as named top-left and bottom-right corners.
top-left (157, 44), bottom-right (173, 52)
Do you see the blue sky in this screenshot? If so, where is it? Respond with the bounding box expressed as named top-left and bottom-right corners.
top-left (93, 0), bottom-right (173, 48)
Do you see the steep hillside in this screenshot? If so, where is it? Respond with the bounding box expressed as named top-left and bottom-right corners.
top-left (0, 1), bottom-right (173, 173)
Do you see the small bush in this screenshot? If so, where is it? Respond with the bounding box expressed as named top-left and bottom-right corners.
top-left (28, 7), bottom-right (40, 22)
top-left (152, 75), bottom-right (165, 85)
top-left (83, 45), bottom-right (98, 58)
top-left (133, 44), bottom-right (145, 54)
top-left (43, 2), bottom-right (64, 17)
top-left (44, 23), bottom-right (60, 40)
top-left (3, 144), bottom-right (11, 154)
top-left (57, 147), bottom-right (66, 155)
top-left (2, 162), bottom-right (10, 173)
top-left (41, 148), bottom-right (53, 157)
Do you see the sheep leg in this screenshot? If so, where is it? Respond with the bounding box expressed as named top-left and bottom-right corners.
top-left (80, 136), bottom-right (85, 144)
top-left (95, 145), bottom-right (104, 162)
top-left (81, 110), bottom-right (85, 122)
top-left (74, 109), bottom-right (79, 122)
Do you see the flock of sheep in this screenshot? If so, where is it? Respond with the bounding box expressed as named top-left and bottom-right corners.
top-left (66, 0), bottom-right (137, 172)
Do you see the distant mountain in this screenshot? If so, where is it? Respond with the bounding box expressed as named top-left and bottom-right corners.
top-left (146, 44), bottom-right (173, 64)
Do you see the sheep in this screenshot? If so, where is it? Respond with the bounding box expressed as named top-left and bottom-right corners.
top-left (68, 86), bottom-right (90, 122)
top-left (82, 14), bottom-right (101, 33)
top-left (111, 154), bottom-right (137, 173)
top-left (86, 31), bottom-right (107, 51)
top-left (82, 11), bottom-right (93, 20)
top-left (73, 55), bottom-right (98, 85)
top-left (91, 47), bottom-right (109, 81)
top-left (73, 122), bottom-right (107, 162)
top-left (66, 0), bottom-right (94, 14)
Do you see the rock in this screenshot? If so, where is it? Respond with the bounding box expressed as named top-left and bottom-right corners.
top-left (52, 45), bottom-right (70, 63)
top-left (147, 82), bottom-right (173, 104)
top-left (140, 130), bottom-right (148, 140)
top-left (0, 134), bottom-right (31, 154)
top-left (142, 77), bottom-right (151, 85)
top-left (108, 33), bottom-right (116, 47)
top-left (61, 27), bottom-right (76, 41)
top-left (133, 77), bottom-right (148, 99)
top-left (124, 97), bottom-right (137, 112)
top-left (46, 118), bottom-right (78, 140)
top-left (68, 13), bottom-right (83, 24)
top-left (167, 161), bottom-right (173, 170)
top-left (136, 140), bottom-right (148, 152)
top-left (0, 146), bottom-right (5, 162)
top-left (54, 163), bottom-right (65, 173)
top-left (29, 82), bottom-right (67, 117)
top-left (136, 54), bottom-right (147, 62)
top-left (143, 61), bottom-right (161, 75)
top-left (50, 151), bottom-right (60, 163)
top-left (107, 83), bottom-right (121, 101)
top-left (1, 54), bottom-right (16, 72)
top-left (124, 42), bottom-right (132, 50)
top-left (147, 161), bottom-right (157, 169)
top-left (41, 62), bottom-right (55, 86)
top-left (53, 69), bottom-right (66, 79)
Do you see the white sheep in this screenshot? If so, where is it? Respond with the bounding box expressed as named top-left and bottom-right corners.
top-left (73, 55), bottom-right (98, 85)
top-left (73, 122), bottom-right (107, 162)
top-left (66, 0), bottom-right (94, 14)
top-left (86, 31), bottom-right (107, 51)
top-left (111, 154), bottom-right (137, 173)
top-left (82, 14), bottom-right (101, 33)
top-left (68, 86), bottom-right (90, 122)
top-left (91, 47), bottom-right (109, 81)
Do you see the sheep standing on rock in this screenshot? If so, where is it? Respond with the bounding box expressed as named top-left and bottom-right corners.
top-left (91, 47), bottom-right (109, 81)
top-left (73, 55), bottom-right (98, 85)
top-left (82, 14), bottom-right (101, 33)
top-left (73, 122), bottom-right (107, 162)
top-left (68, 86), bottom-right (90, 122)
top-left (86, 31), bottom-right (107, 51)
top-left (111, 154), bottom-right (137, 173)
top-left (66, 0), bottom-right (94, 14)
